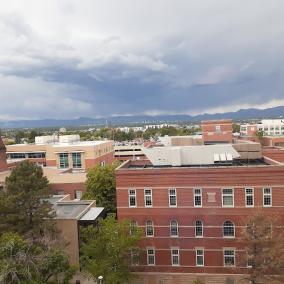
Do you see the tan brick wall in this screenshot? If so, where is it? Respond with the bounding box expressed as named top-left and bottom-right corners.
top-left (56, 219), bottom-right (80, 267)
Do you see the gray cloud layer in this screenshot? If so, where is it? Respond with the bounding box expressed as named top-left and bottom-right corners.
top-left (0, 0), bottom-right (284, 119)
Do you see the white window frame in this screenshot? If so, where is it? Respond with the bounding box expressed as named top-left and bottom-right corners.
top-left (171, 247), bottom-right (180, 266)
top-left (130, 220), bottom-right (138, 235)
top-left (215, 125), bottom-right (221, 133)
top-left (144, 188), bottom-right (153, 207)
top-left (58, 153), bottom-right (69, 169)
top-left (146, 247), bottom-right (155, 266)
top-left (128, 189), bottom-right (137, 208)
top-left (223, 248), bottom-right (235, 267)
top-left (145, 220), bottom-right (154, 237)
top-left (168, 188), bottom-right (177, 207)
top-left (72, 152), bottom-right (82, 169)
top-left (130, 249), bottom-right (139, 266)
top-left (196, 248), bottom-right (204, 267)
top-left (223, 220), bottom-right (235, 238)
top-left (222, 188), bottom-right (234, 207)
top-left (195, 220), bottom-right (203, 238)
top-left (170, 220), bottom-right (179, 237)
top-left (75, 190), bottom-right (82, 199)
top-left (245, 188), bottom-right (254, 207)
top-left (247, 254), bottom-right (254, 268)
top-left (193, 188), bottom-right (202, 207)
top-left (263, 187), bottom-right (272, 207)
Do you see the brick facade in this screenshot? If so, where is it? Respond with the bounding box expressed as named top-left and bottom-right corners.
top-left (202, 120), bottom-right (233, 144)
top-left (0, 137), bottom-right (8, 172)
top-left (116, 163), bottom-right (284, 283)
top-left (85, 151), bottom-right (115, 169)
top-left (51, 182), bottom-right (86, 199)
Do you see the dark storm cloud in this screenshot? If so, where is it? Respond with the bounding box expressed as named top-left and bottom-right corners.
top-left (0, 0), bottom-right (284, 119)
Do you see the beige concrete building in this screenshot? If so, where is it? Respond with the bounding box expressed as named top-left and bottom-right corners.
top-left (6, 135), bottom-right (114, 170)
top-left (48, 195), bottom-right (105, 266)
top-left (159, 135), bottom-right (203, 146)
top-left (114, 144), bottom-right (145, 161)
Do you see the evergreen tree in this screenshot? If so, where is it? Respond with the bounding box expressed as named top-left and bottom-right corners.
top-left (2, 160), bottom-right (53, 236)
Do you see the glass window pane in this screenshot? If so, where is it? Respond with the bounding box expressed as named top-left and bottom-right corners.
top-left (59, 153), bottom-right (69, 168)
top-left (72, 153), bottom-right (82, 168)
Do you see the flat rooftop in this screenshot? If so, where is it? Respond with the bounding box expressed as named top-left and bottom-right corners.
top-left (0, 167), bottom-right (86, 184)
top-left (44, 195), bottom-right (97, 220)
top-left (7, 140), bottom-right (109, 148)
top-left (122, 158), bottom-right (268, 169)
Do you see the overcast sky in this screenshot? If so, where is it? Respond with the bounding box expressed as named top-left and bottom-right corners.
top-left (0, 0), bottom-right (284, 120)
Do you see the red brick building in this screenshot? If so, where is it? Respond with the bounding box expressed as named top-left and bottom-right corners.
top-left (0, 137), bottom-right (8, 172)
top-left (116, 144), bottom-right (284, 284)
top-left (202, 119), bottom-right (233, 144)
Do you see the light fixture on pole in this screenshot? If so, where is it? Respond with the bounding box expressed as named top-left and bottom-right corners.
top-left (98, 275), bottom-right (103, 284)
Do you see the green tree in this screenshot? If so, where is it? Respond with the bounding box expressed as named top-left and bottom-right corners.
top-left (1, 160), bottom-right (53, 236)
top-left (28, 130), bottom-right (42, 143)
top-left (82, 164), bottom-right (117, 213)
top-left (160, 126), bottom-right (178, 136)
top-left (0, 232), bottom-right (75, 284)
top-left (80, 215), bottom-right (142, 284)
top-left (14, 130), bottom-right (26, 144)
top-left (255, 130), bottom-right (265, 144)
top-left (232, 123), bottom-right (240, 133)
top-left (241, 212), bottom-right (284, 284)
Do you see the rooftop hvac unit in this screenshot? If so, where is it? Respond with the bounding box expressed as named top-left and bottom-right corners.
top-left (220, 153), bottom-right (226, 162)
top-left (214, 153), bottom-right (220, 162)
top-left (226, 153), bottom-right (233, 161)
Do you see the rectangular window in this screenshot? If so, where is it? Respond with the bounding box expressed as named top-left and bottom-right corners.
top-left (245, 188), bottom-right (254, 207)
top-left (72, 152), bottom-right (82, 168)
top-left (10, 153), bottom-right (26, 159)
top-left (75, 190), bottom-right (82, 199)
top-left (130, 220), bottom-right (138, 235)
top-left (263, 188), bottom-right (272, 207)
top-left (194, 188), bottom-right (202, 207)
top-left (131, 249), bottom-right (139, 266)
top-left (171, 248), bottom-right (179, 266)
top-left (27, 152), bottom-right (46, 158)
top-left (129, 189), bottom-right (137, 207)
top-left (168, 188), bottom-right (177, 207)
top-left (100, 161), bottom-right (106, 166)
top-left (224, 249), bottom-right (235, 267)
top-left (196, 249), bottom-right (204, 266)
top-left (147, 248), bottom-right (155, 266)
top-left (247, 256), bottom-right (254, 268)
top-left (222, 188), bottom-right (234, 207)
top-left (59, 153), bottom-right (69, 168)
top-left (215, 125), bottom-right (221, 133)
top-left (144, 188), bottom-right (152, 207)
top-left (146, 220), bottom-right (154, 237)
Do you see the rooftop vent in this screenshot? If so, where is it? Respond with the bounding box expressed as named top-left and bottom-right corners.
top-left (214, 153), bottom-right (233, 164)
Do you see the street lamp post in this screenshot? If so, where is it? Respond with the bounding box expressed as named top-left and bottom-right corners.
top-left (98, 275), bottom-right (103, 284)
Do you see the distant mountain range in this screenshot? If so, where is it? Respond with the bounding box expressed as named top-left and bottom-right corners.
top-left (1, 106), bottom-right (284, 129)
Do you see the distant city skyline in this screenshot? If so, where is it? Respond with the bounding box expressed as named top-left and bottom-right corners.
top-left (0, 0), bottom-right (284, 120)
